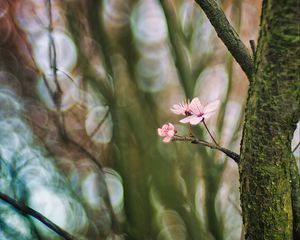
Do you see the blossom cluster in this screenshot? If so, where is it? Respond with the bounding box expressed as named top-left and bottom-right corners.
top-left (158, 97), bottom-right (220, 143)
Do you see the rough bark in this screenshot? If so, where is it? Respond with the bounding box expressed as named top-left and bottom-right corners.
top-left (239, 0), bottom-right (300, 239)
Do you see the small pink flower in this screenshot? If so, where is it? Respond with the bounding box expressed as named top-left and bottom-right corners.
top-left (180, 98), bottom-right (220, 125)
top-left (170, 100), bottom-right (192, 116)
top-left (157, 123), bottom-right (176, 143)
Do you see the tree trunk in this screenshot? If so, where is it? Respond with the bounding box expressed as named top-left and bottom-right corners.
top-left (239, 0), bottom-right (300, 239)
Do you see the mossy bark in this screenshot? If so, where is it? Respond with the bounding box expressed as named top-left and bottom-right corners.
top-left (239, 0), bottom-right (300, 239)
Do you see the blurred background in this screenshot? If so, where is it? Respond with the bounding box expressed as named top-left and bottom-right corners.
top-left (0, 0), bottom-right (299, 239)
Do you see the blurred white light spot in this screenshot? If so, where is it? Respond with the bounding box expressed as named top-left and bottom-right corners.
top-left (4, 213), bottom-right (30, 236)
top-left (0, 90), bottom-right (21, 117)
top-left (73, 89), bottom-right (98, 110)
top-left (179, 1), bottom-right (200, 37)
top-left (18, 163), bottom-right (56, 189)
top-left (194, 65), bottom-right (228, 102)
top-left (33, 31), bottom-right (77, 74)
top-left (0, 131), bottom-right (21, 162)
top-left (195, 180), bottom-right (205, 223)
top-left (131, 0), bottom-right (167, 45)
top-left (104, 168), bottom-right (124, 214)
top-left (66, 199), bottom-right (88, 233)
top-left (103, 0), bottom-right (130, 30)
top-left (2, 118), bottom-right (33, 144)
top-left (15, 0), bottom-right (59, 34)
top-left (29, 188), bottom-right (67, 230)
top-left (221, 101), bottom-right (242, 147)
top-left (85, 106), bottom-right (113, 144)
top-left (82, 172), bottom-right (103, 209)
top-left (37, 72), bottom-right (79, 111)
top-left (0, 117), bottom-right (33, 162)
top-left (136, 57), bottom-right (167, 92)
top-left (157, 210), bottom-right (187, 240)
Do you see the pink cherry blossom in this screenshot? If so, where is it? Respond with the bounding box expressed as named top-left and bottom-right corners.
top-left (180, 98), bottom-right (220, 125)
top-left (157, 123), bottom-right (176, 143)
top-left (170, 100), bottom-right (191, 116)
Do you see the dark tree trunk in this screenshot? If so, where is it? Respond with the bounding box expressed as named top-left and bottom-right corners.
top-left (239, 0), bottom-right (300, 239)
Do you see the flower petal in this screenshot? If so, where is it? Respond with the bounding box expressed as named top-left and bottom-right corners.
top-left (202, 111), bottom-right (215, 120)
top-left (157, 128), bottom-right (165, 136)
top-left (170, 104), bottom-right (184, 115)
top-left (179, 115), bottom-right (195, 123)
top-left (163, 136), bottom-right (172, 143)
top-left (204, 100), bottom-right (220, 114)
top-left (189, 116), bottom-right (203, 125)
top-left (161, 124), bottom-right (169, 131)
top-left (189, 97), bottom-right (203, 115)
top-left (167, 130), bottom-right (175, 137)
top-left (168, 123), bottom-right (175, 130)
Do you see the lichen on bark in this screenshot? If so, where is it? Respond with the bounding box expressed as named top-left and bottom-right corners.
top-left (239, 0), bottom-right (300, 239)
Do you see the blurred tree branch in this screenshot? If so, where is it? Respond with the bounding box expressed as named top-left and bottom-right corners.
top-left (195, 0), bottom-right (254, 80)
top-left (45, 0), bottom-right (67, 139)
top-left (0, 192), bottom-right (75, 240)
top-left (160, 0), bottom-right (194, 97)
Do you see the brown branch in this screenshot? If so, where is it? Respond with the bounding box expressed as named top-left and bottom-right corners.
top-left (90, 109), bottom-right (110, 139)
top-left (203, 120), bottom-right (219, 146)
top-left (293, 141), bottom-right (300, 153)
top-left (173, 136), bottom-right (240, 164)
top-left (195, 0), bottom-right (254, 80)
top-left (0, 192), bottom-right (75, 240)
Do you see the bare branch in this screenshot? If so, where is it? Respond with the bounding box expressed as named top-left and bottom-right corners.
top-left (173, 136), bottom-right (240, 164)
top-left (90, 109), bottom-right (110, 139)
top-left (195, 0), bottom-right (254, 80)
top-left (293, 141), bottom-right (300, 153)
top-left (0, 192), bottom-right (75, 240)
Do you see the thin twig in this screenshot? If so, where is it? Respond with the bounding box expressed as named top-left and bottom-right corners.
top-left (90, 109), bottom-right (110, 139)
top-left (173, 136), bottom-right (240, 164)
top-left (203, 120), bottom-right (219, 146)
top-left (188, 124), bottom-right (193, 137)
top-left (0, 192), bottom-right (75, 240)
top-left (56, 69), bottom-right (75, 83)
top-left (195, 0), bottom-right (253, 80)
top-left (46, 0), bottom-right (61, 96)
top-left (293, 141), bottom-right (300, 153)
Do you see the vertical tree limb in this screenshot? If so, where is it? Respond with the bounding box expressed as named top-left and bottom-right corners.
top-left (239, 0), bottom-right (300, 238)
